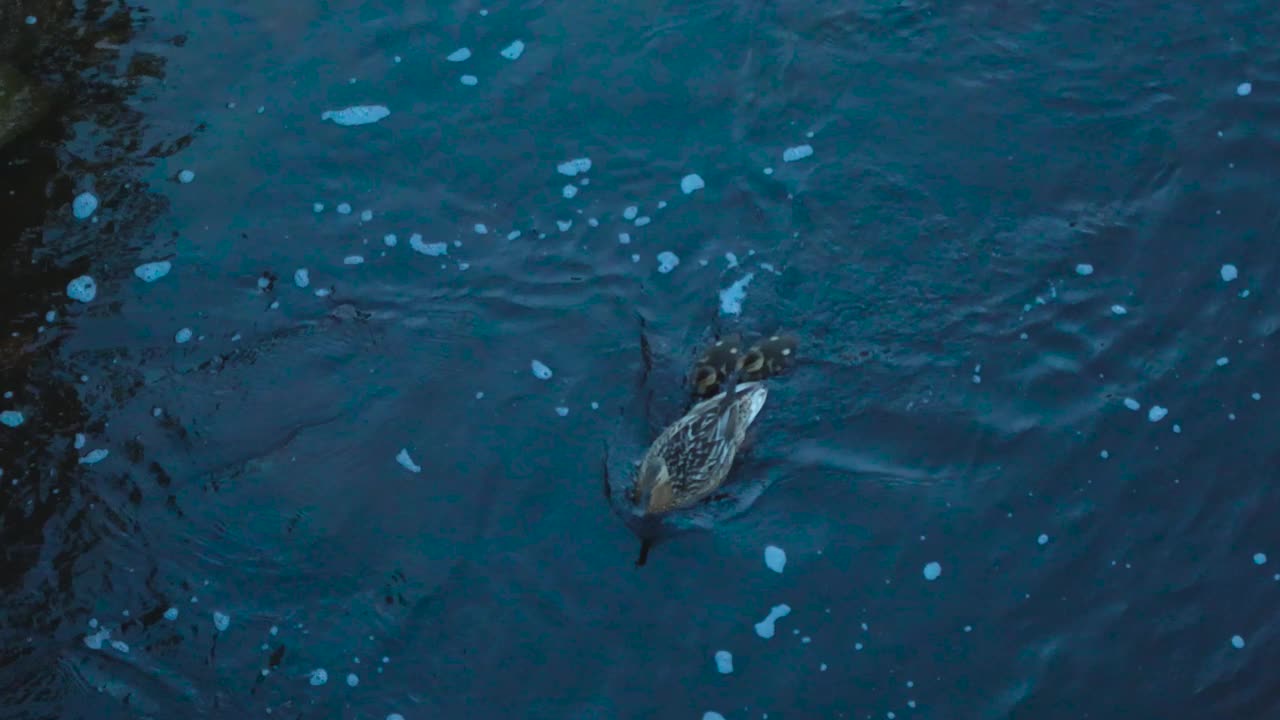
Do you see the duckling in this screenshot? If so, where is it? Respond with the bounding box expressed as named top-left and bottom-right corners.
top-left (737, 334), bottom-right (798, 381)
top-left (632, 379), bottom-right (768, 515)
top-left (690, 334), bottom-right (743, 399)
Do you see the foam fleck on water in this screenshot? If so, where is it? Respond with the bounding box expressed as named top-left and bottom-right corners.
top-left (703, 714), bottom-right (726, 720)
top-left (409, 234), bottom-right (448, 256)
top-left (1254, 553), bottom-right (1267, 565)
top-left (1237, 82), bottom-right (1252, 96)
top-left (134, 261), bottom-right (173, 282)
top-left (74, 433), bottom-right (86, 449)
top-left (500, 40), bottom-right (525, 60)
top-left (313, 202), bottom-right (324, 212)
top-left (765, 545), bottom-right (787, 573)
top-left (1253, 392), bottom-right (1262, 401)
top-left (73, 192), bottom-right (99, 219)
top-left (1038, 534), bottom-right (1049, 545)
top-left (0, 411), bottom-right (24, 428)
top-left (1231, 635), bottom-right (1245, 649)
top-left (1123, 398), bottom-right (1140, 411)
top-left (1075, 263), bottom-right (1094, 276)
top-left (618, 232), bottom-right (631, 244)
top-left (175, 327), bottom-right (193, 344)
top-left (556, 157), bottom-right (592, 176)
top-left (211, 611), bottom-right (230, 631)
top-left (80, 449), bottom-right (109, 465)
top-left (447, 47), bottom-right (472, 62)
top-left (782, 144), bottom-right (814, 162)
top-left (634, 216), bottom-right (650, 227)
top-left (1220, 263), bottom-right (1238, 281)
top-left (623, 205), bottom-right (638, 220)
top-left (556, 219), bottom-right (572, 231)
top-left (163, 607), bottom-right (179, 621)
top-left (460, 75), bottom-right (479, 86)
top-left (554, 406), bottom-right (569, 417)
top-left (680, 173), bottom-right (705, 194)
top-left (294, 268), bottom-right (310, 287)
top-left (719, 273), bottom-right (754, 315)
top-left (346, 673), bottom-right (359, 687)
top-left (321, 105), bottom-right (391, 126)
top-left (562, 185), bottom-right (578, 199)
top-left (1111, 304), bottom-right (1128, 315)
top-left (714, 650), bottom-right (733, 674)
top-left (531, 360), bottom-right (553, 380)
top-left (1148, 406), bottom-right (1168, 422)
top-left (1216, 356), bottom-right (1230, 367)
top-left (309, 668), bottom-right (329, 686)
top-left (360, 209), bottom-right (373, 222)
top-left (337, 203), bottom-right (352, 214)
top-left (67, 275), bottom-right (97, 302)
top-left (656, 251), bottom-right (680, 273)
top-left (178, 169), bottom-right (196, 183)
top-left (343, 255), bottom-right (365, 265)
top-left (383, 234), bottom-right (398, 247)
top-left (923, 561), bottom-right (942, 581)
top-left (395, 449), bottom-right (423, 474)
top-left (754, 603), bottom-right (791, 638)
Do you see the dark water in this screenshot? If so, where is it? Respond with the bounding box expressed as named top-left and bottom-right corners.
top-left (4, 1), bottom-right (1280, 718)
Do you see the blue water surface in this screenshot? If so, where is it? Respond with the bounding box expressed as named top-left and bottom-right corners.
top-left (2, 1), bottom-right (1280, 718)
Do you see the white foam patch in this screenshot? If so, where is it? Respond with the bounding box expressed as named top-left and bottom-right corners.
top-left (409, 234), bottom-right (448, 256)
top-left (714, 650), bottom-right (733, 673)
top-left (320, 105), bottom-right (391, 126)
top-left (309, 668), bottom-right (329, 686)
top-left (783, 144), bottom-right (814, 162)
top-left (764, 545), bottom-right (787, 573)
top-left (1038, 534), bottom-right (1049, 545)
top-left (634, 216), bottom-right (650, 226)
top-left (719, 273), bottom-right (754, 315)
top-left (554, 406), bottom-right (569, 417)
top-left (557, 157), bottom-right (592, 176)
top-left (703, 714), bottom-right (726, 720)
top-left (447, 47), bottom-right (472, 62)
top-left (396, 449), bottom-right (422, 473)
top-left (500, 40), bottom-right (525, 60)
top-left (1237, 82), bottom-right (1252, 96)
top-left (1231, 635), bottom-right (1245, 649)
top-left (163, 607), bottom-right (179, 621)
top-left (1123, 398), bottom-right (1140, 411)
top-left (754, 603), bottom-right (791, 638)
top-left (346, 673), bottom-right (359, 687)
top-left (623, 205), bottom-right (638, 220)
top-left (175, 327), bottom-right (193, 344)
top-left (460, 75), bottom-right (478, 86)
top-left (0, 411), bottom-right (24, 428)
top-left (1148, 405), bottom-right (1168, 422)
top-left (557, 219), bottom-right (573, 231)
top-left (178, 169), bottom-right (196, 183)
top-left (1111, 304), bottom-right (1128, 315)
top-left (73, 192), bottom-right (98, 219)
top-left (1075, 263), bottom-right (1094, 276)
top-left (562, 185), bottom-right (578, 199)
top-left (657, 251), bottom-right (680, 273)
top-left (67, 275), bottom-right (97, 302)
top-left (531, 360), bottom-right (553, 380)
top-left (80, 449), bottom-right (109, 465)
top-left (213, 611), bottom-right (230, 631)
top-left (1254, 552), bottom-right (1267, 565)
top-left (294, 268), bottom-right (310, 287)
top-left (1220, 263), bottom-right (1238, 281)
top-left (343, 255), bottom-right (365, 265)
top-left (337, 203), bottom-right (352, 214)
top-left (923, 561), bottom-right (942, 581)
top-left (84, 627), bottom-right (111, 650)
top-left (383, 234), bottom-right (398, 247)
top-left (681, 173), bottom-right (705, 194)
top-left (134, 261), bottom-right (172, 282)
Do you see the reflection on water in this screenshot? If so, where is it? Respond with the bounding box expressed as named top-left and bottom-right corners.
top-left (4, 0), bottom-right (1280, 718)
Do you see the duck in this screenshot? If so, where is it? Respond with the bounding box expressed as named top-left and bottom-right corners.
top-left (632, 378), bottom-right (769, 515)
top-left (689, 334), bottom-right (743, 399)
top-left (737, 334), bottom-right (798, 381)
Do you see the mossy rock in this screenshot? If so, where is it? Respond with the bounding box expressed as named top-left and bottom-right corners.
top-left (0, 62), bottom-right (49, 149)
